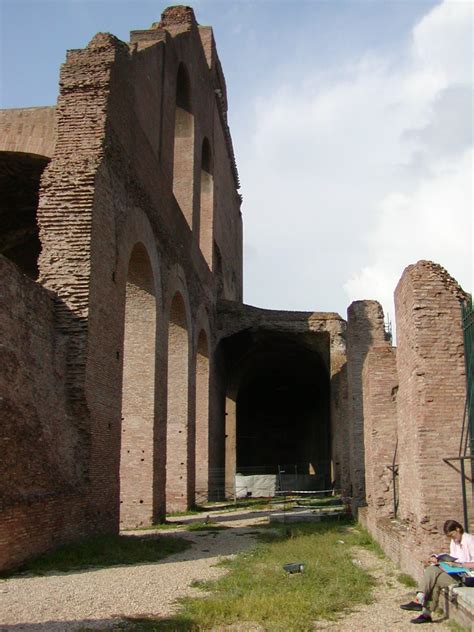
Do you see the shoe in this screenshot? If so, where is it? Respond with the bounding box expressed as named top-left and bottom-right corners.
top-left (400, 601), bottom-right (422, 611)
top-left (411, 614), bottom-right (432, 624)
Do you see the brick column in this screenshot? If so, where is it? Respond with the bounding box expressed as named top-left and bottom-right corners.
top-left (346, 301), bottom-right (390, 505)
top-left (395, 260), bottom-right (471, 546)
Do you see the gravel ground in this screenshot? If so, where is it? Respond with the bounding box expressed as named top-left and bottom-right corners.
top-left (0, 510), bottom-right (454, 631)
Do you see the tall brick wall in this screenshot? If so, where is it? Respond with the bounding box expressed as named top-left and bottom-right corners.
top-left (1, 6), bottom-right (243, 571)
top-left (346, 300), bottom-right (390, 504)
top-left (362, 346), bottom-right (398, 519)
top-left (395, 260), bottom-right (471, 551)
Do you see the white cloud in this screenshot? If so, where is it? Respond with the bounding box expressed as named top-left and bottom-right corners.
top-left (242, 0), bottom-right (472, 324)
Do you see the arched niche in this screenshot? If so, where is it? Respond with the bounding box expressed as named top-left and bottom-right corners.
top-left (119, 243), bottom-right (157, 527)
top-left (166, 290), bottom-right (190, 512)
top-left (173, 64), bottom-right (194, 228)
top-left (199, 138), bottom-right (213, 267)
top-left (195, 328), bottom-right (210, 501)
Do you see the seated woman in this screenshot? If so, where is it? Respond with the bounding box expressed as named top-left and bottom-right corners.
top-left (400, 519), bottom-right (474, 624)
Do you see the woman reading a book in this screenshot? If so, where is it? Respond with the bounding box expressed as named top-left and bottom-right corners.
top-left (400, 519), bottom-right (474, 624)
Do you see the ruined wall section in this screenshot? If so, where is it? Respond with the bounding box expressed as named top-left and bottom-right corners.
top-left (395, 260), bottom-right (471, 550)
top-left (362, 346), bottom-right (398, 520)
top-left (346, 300), bottom-right (390, 504)
top-left (0, 257), bottom-right (88, 571)
top-left (37, 34), bottom-right (120, 420)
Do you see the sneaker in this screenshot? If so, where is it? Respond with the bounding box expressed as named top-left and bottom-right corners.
top-left (411, 614), bottom-right (432, 624)
top-left (400, 601), bottom-right (422, 611)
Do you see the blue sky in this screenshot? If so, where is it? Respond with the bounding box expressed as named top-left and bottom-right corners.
top-left (1, 0), bottom-right (472, 322)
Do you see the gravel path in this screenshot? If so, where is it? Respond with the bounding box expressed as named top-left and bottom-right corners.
top-left (0, 510), bottom-right (268, 632)
top-left (0, 510), bottom-right (454, 631)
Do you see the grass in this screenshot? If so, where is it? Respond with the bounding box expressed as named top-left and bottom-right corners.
top-left (186, 521), bottom-right (229, 532)
top-left (4, 534), bottom-right (192, 577)
top-left (447, 621), bottom-right (470, 632)
top-left (397, 572), bottom-right (417, 588)
top-left (108, 519), bottom-right (377, 632)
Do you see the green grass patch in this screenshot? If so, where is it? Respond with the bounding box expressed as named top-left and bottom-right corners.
top-left (115, 521), bottom-right (376, 632)
top-left (397, 572), bottom-right (417, 588)
top-left (186, 521), bottom-right (229, 532)
top-left (5, 534), bottom-right (192, 577)
top-left (447, 620), bottom-right (470, 632)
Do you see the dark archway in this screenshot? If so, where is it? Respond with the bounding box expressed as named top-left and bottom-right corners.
top-left (0, 151), bottom-right (49, 279)
top-left (224, 331), bottom-right (331, 489)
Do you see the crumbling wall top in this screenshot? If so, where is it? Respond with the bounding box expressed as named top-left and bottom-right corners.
top-left (152, 5), bottom-right (197, 33)
top-left (397, 259), bottom-right (468, 304)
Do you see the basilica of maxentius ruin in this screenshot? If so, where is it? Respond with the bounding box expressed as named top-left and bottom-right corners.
top-left (1, 5), bottom-right (473, 588)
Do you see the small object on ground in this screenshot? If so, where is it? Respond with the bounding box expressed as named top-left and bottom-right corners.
top-left (410, 613), bottom-right (432, 624)
top-left (337, 540), bottom-right (345, 544)
top-left (283, 562), bottom-right (304, 573)
top-left (400, 601), bottom-right (422, 611)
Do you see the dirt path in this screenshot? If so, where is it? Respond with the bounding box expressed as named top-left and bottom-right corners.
top-left (314, 546), bottom-right (452, 631)
top-left (0, 510), bottom-right (453, 631)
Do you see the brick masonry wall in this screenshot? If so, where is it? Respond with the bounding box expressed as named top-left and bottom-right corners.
top-left (362, 346), bottom-right (398, 519)
top-left (346, 301), bottom-right (390, 504)
top-left (0, 256), bottom-right (89, 571)
top-left (395, 260), bottom-right (471, 552)
top-left (1, 6), bottom-right (244, 571)
top-left (0, 107), bottom-right (56, 158)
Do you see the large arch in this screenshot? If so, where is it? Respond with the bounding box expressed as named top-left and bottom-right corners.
top-left (166, 289), bottom-right (191, 512)
top-left (173, 64), bottom-right (194, 227)
top-left (0, 151), bottom-right (49, 279)
top-left (223, 330), bottom-right (332, 493)
top-left (199, 138), bottom-right (213, 267)
top-left (119, 242), bottom-right (157, 528)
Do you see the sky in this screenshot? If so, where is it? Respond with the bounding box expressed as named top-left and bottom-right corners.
top-left (0, 0), bottom-right (472, 325)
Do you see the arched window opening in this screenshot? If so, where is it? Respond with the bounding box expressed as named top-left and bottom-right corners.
top-left (173, 65), bottom-right (194, 227)
top-left (166, 291), bottom-right (190, 512)
top-left (0, 151), bottom-right (49, 279)
top-left (120, 243), bottom-right (157, 528)
top-left (199, 139), bottom-right (213, 267)
top-left (195, 329), bottom-right (210, 502)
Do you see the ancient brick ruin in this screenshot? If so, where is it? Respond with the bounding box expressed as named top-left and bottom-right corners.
top-left (0, 6), bottom-right (471, 578)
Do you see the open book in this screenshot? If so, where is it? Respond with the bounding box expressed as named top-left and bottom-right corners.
top-left (433, 553), bottom-right (457, 563)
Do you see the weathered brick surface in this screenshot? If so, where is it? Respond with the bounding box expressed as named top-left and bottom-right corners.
top-left (0, 256), bottom-right (89, 569)
top-left (360, 261), bottom-right (470, 578)
top-left (362, 346), bottom-right (398, 519)
top-left (395, 260), bottom-right (471, 550)
top-left (346, 301), bottom-right (390, 503)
